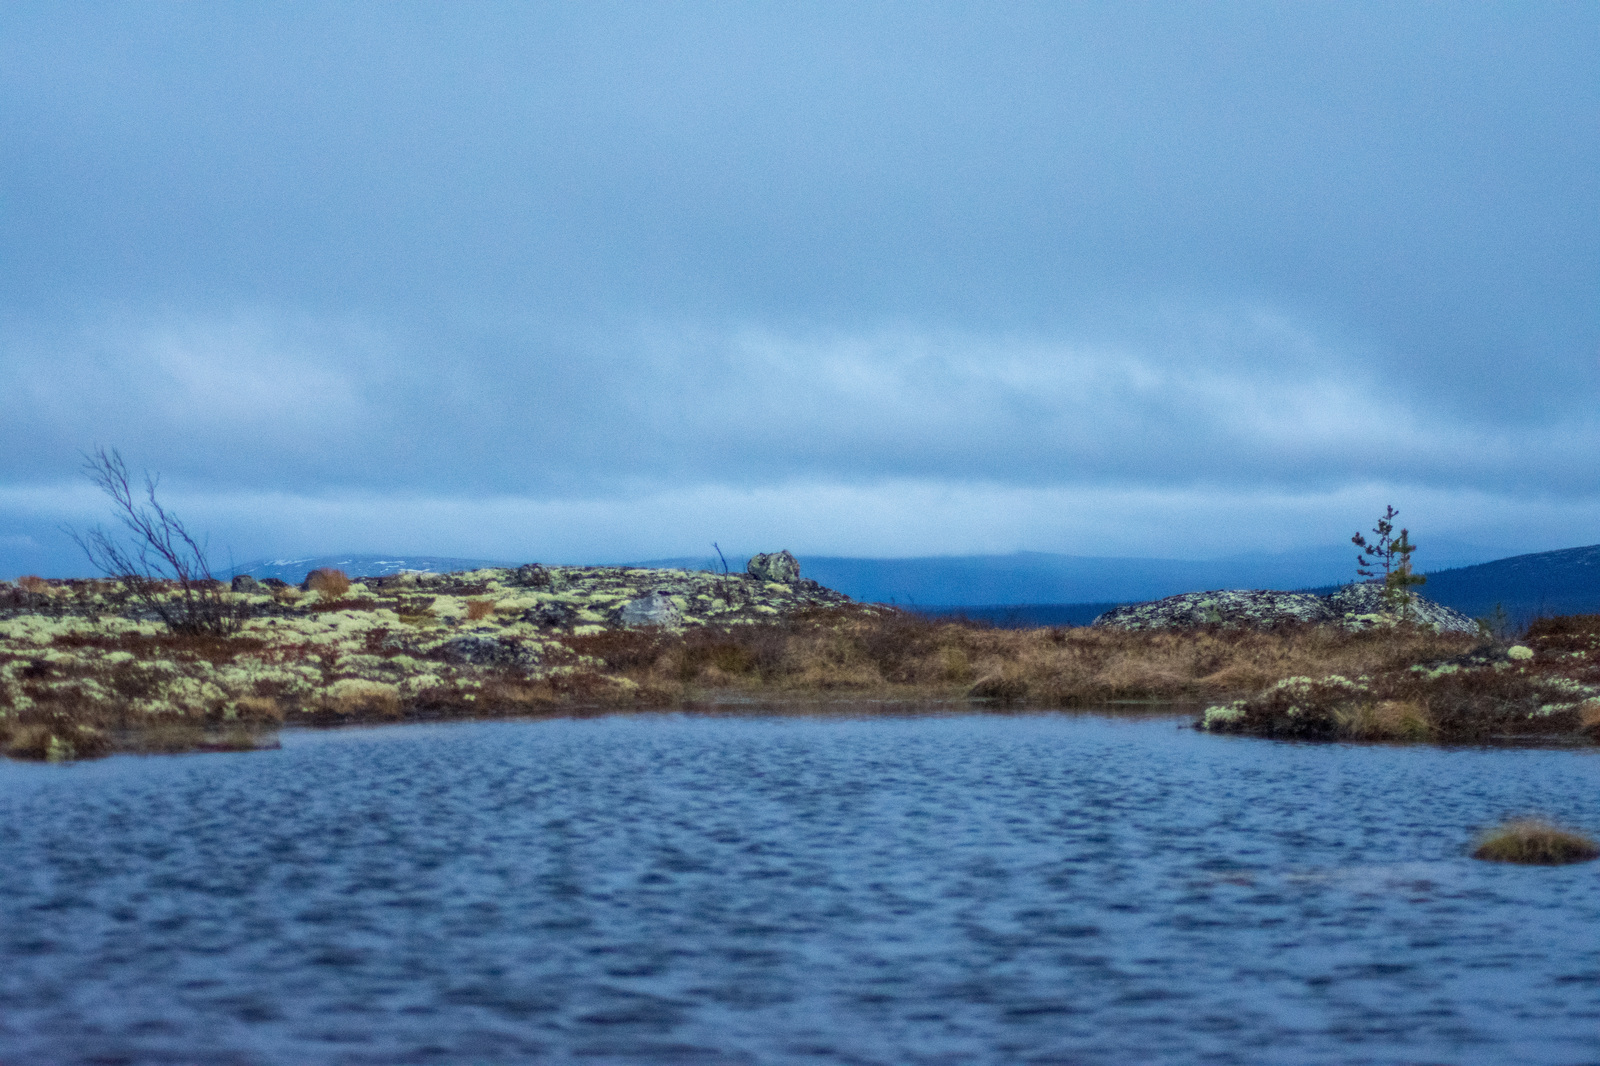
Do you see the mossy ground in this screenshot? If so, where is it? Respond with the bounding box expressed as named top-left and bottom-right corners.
top-left (1, 566), bottom-right (1490, 760)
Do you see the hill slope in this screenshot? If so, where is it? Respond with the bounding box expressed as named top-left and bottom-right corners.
top-left (1412, 544), bottom-right (1600, 621)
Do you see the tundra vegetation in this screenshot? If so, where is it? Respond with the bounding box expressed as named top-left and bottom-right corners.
top-left (3, 470), bottom-right (1596, 759)
top-left (1471, 819), bottom-right (1600, 865)
top-left (0, 558), bottom-right (1515, 761)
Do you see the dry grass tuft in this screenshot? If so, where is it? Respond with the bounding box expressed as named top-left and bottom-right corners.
top-left (1472, 819), bottom-right (1600, 865)
top-left (17, 574), bottom-right (50, 593)
top-left (0, 721), bottom-right (113, 761)
top-left (318, 679), bottom-right (402, 717)
top-left (306, 568), bottom-right (350, 600)
top-left (1337, 699), bottom-right (1434, 741)
top-left (465, 598), bottom-right (496, 621)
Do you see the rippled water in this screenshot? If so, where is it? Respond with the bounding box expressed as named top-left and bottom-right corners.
top-left (2, 711), bottom-right (1599, 1065)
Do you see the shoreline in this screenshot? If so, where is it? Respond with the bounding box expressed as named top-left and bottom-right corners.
top-left (5, 565), bottom-right (1595, 760)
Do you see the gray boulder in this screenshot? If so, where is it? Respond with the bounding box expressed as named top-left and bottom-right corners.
top-left (617, 591), bottom-right (684, 628)
top-left (511, 563), bottom-right (552, 587)
top-left (522, 602), bottom-right (579, 628)
top-left (439, 635), bottom-right (539, 669)
top-left (230, 575), bottom-right (260, 592)
top-left (747, 550), bottom-right (801, 584)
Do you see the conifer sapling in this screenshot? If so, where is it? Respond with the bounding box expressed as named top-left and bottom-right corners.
top-left (1353, 505), bottom-right (1427, 616)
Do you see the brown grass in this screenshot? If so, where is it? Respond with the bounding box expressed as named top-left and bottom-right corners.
top-left (17, 575), bottom-right (49, 593)
top-left (52, 630), bottom-right (269, 662)
top-left (0, 722), bottom-right (113, 761)
top-left (1472, 819), bottom-right (1600, 865)
top-left (1336, 699), bottom-right (1434, 741)
top-left (559, 607), bottom-right (1474, 705)
top-left (306, 568), bottom-right (350, 600)
top-left (465, 598), bottom-right (496, 621)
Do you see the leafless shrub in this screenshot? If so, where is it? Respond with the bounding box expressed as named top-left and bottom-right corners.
top-left (66, 447), bottom-right (242, 635)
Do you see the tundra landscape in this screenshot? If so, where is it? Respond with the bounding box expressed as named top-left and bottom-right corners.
top-left (5, 4), bottom-right (1598, 1063)
top-left (6, 551), bottom-right (1598, 761)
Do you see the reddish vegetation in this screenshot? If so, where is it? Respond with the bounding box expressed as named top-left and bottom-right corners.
top-left (305, 568), bottom-right (351, 599)
top-left (560, 606), bottom-right (1475, 706)
top-left (1204, 613), bottom-right (1600, 743)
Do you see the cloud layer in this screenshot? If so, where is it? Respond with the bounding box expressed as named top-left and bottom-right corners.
top-left (1, 3), bottom-right (1596, 573)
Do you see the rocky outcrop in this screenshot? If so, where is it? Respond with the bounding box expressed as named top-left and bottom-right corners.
top-left (1324, 582), bottom-right (1477, 633)
top-left (439, 634), bottom-right (540, 669)
top-left (747, 550), bottom-right (801, 584)
top-left (1093, 584), bottom-right (1477, 634)
top-left (511, 563), bottom-right (552, 588)
top-left (616, 591), bottom-right (684, 628)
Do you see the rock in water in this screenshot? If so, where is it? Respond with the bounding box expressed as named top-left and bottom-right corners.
top-left (617, 591), bottom-right (684, 628)
top-left (747, 550), bottom-right (801, 584)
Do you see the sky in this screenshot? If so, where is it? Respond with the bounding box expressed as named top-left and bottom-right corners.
top-left (2, 1), bottom-right (1597, 577)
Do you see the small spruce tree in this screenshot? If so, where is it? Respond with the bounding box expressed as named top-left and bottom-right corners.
top-left (1352, 505), bottom-right (1427, 617)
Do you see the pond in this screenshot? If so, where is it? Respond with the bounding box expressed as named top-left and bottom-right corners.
top-left (2, 711), bottom-right (1598, 1064)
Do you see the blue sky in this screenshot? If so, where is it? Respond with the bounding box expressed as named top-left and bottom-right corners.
top-left (2, 2), bottom-right (1597, 576)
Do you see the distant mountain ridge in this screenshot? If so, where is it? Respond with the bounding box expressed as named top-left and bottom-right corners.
top-left (929, 544), bottom-right (1600, 628)
top-left (230, 556), bottom-right (510, 583)
top-left (1383, 543), bottom-right (1600, 622)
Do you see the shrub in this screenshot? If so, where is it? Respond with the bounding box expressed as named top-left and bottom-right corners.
top-left (465, 598), bottom-right (496, 621)
top-left (17, 575), bottom-right (49, 593)
top-left (1472, 819), bottom-right (1600, 865)
top-left (67, 447), bottom-right (241, 635)
top-left (305, 568), bottom-right (351, 600)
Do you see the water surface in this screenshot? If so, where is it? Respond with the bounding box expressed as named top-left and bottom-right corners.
top-left (2, 711), bottom-right (1598, 1064)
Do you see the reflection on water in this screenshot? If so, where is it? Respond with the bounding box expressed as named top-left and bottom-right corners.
top-left (1, 712), bottom-right (1598, 1064)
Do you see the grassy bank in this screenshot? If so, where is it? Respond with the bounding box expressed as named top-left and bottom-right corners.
top-left (0, 568), bottom-right (1487, 759)
top-left (1200, 614), bottom-right (1600, 744)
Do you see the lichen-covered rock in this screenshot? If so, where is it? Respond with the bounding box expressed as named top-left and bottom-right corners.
top-left (1093, 584), bottom-right (1477, 634)
top-left (617, 591), bottom-right (684, 628)
top-left (523, 602), bottom-right (578, 629)
top-left (511, 563), bottom-right (552, 588)
top-left (1325, 582), bottom-right (1476, 634)
top-left (439, 635), bottom-right (537, 668)
top-left (1092, 590), bottom-right (1334, 630)
top-left (747, 550), bottom-right (801, 584)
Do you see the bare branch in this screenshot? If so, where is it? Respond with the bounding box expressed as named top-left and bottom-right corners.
top-left (65, 447), bottom-right (240, 635)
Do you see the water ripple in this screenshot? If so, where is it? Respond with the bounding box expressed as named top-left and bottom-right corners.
top-left (1, 712), bottom-right (1598, 1064)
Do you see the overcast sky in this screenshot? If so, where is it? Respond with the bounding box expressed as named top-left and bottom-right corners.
top-left (2, 1), bottom-right (1597, 575)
